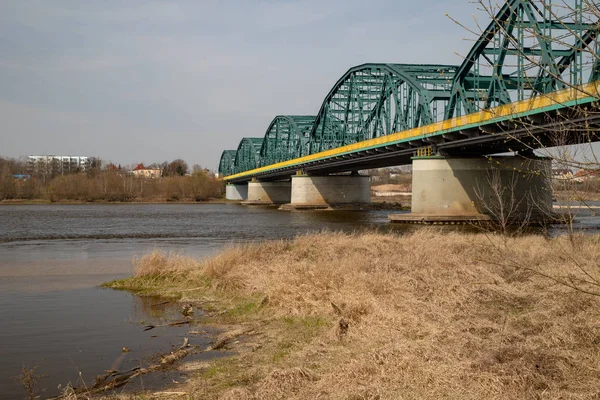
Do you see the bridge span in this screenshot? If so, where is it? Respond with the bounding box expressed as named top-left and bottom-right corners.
top-left (218, 0), bottom-right (600, 222)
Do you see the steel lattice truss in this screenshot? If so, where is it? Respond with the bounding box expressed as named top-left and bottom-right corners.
top-left (260, 116), bottom-right (317, 166)
top-left (219, 0), bottom-right (600, 178)
top-left (218, 150), bottom-right (236, 177)
top-left (309, 64), bottom-right (460, 153)
top-left (233, 138), bottom-right (263, 174)
top-left (446, 0), bottom-right (600, 118)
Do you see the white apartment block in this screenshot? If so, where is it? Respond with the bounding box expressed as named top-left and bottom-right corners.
top-left (28, 155), bottom-right (91, 175)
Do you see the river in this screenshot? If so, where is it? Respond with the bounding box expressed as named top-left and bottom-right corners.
top-left (0, 203), bottom-right (393, 398)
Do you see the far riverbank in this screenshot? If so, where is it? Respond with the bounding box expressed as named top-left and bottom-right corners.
top-left (0, 198), bottom-right (233, 205)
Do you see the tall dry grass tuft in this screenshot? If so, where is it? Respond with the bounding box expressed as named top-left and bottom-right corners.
top-left (202, 255), bottom-right (246, 292)
top-left (133, 250), bottom-right (200, 281)
top-left (197, 241), bottom-right (292, 292)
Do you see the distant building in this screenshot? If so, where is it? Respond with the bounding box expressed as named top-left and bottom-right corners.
top-left (131, 163), bottom-right (161, 179)
top-left (551, 168), bottom-right (573, 181)
top-left (573, 169), bottom-right (600, 183)
top-left (28, 155), bottom-right (90, 176)
top-left (12, 174), bottom-right (31, 181)
top-left (104, 163), bottom-right (121, 172)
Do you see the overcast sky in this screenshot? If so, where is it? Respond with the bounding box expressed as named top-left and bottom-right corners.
top-left (1, 0), bottom-right (481, 169)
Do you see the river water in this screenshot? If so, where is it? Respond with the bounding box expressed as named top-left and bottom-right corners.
top-left (1, 203), bottom-right (599, 398)
top-left (0, 203), bottom-right (393, 398)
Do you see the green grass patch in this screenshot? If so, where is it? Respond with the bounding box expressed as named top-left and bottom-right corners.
top-left (282, 315), bottom-right (329, 329)
top-left (227, 300), bottom-right (258, 317)
top-left (198, 356), bottom-right (260, 393)
top-left (204, 363), bottom-right (230, 379)
top-left (101, 276), bottom-right (185, 299)
top-left (271, 348), bottom-right (290, 362)
top-left (271, 340), bottom-right (294, 362)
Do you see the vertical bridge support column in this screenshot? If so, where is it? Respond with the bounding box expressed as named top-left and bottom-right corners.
top-left (389, 156), bottom-right (553, 224)
top-left (225, 183), bottom-right (248, 201)
top-left (281, 174), bottom-right (371, 210)
top-left (243, 180), bottom-right (292, 205)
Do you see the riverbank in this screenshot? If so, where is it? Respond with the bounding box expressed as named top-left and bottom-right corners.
top-left (102, 230), bottom-right (600, 399)
top-left (0, 197), bottom-right (233, 205)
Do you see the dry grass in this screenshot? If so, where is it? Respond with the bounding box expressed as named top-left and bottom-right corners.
top-left (371, 184), bottom-right (411, 192)
top-left (133, 250), bottom-right (201, 278)
top-left (107, 230), bottom-right (600, 399)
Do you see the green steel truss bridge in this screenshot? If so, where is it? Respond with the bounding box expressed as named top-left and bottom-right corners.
top-left (220, 0), bottom-right (600, 183)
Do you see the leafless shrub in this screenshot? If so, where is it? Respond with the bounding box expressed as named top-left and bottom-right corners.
top-left (16, 364), bottom-right (44, 400)
top-left (0, 159), bottom-right (224, 202)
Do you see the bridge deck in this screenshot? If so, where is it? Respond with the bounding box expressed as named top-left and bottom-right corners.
top-left (223, 82), bottom-right (600, 183)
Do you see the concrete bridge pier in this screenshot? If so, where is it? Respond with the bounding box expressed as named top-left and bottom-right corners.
top-left (280, 174), bottom-right (371, 210)
top-left (243, 180), bottom-right (292, 205)
top-left (389, 156), bottom-right (553, 224)
top-left (225, 183), bottom-right (248, 201)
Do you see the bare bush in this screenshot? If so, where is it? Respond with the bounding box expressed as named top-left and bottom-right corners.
top-left (16, 365), bottom-right (44, 400)
top-left (0, 168), bottom-right (223, 202)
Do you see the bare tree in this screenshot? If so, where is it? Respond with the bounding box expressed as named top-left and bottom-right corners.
top-left (474, 166), bottom-right (532, 236)
top-left (448, 0), bottom-right (600, 234)
top-left (164, 159), bottom-right (189, 177)
top-left (450, 1), bottom-right (600, 296)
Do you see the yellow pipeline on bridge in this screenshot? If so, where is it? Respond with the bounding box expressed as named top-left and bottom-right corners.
top-left (222, 82), bottom-right (600, 182)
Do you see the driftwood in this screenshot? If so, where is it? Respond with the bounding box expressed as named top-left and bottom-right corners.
top-left (46, 338), bottom-right (196, 399)
top-left (150, 301), bottom-right (171, 308)
top-left (46, 328), bottom-right (251, 399)
top-left (143, 319), bottom-right (191, 331)
top-left (208, 328), bottom-right (248, 350)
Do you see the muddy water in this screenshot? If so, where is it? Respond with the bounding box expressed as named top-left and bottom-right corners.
top-left (0, 203), bottom-right (392, 398)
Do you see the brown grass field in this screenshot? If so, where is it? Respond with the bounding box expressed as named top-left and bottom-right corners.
top-left (105, 230), bottom-right (600, 399)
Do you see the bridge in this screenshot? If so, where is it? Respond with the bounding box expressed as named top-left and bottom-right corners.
top-left (218, 0), bottom-right (600, 222)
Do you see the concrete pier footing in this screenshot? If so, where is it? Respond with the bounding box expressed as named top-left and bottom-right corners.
top-left (225, 183), bottom-right (248, 201)
top-left (243, 181), bottom-right (292, 205)
top-left (389, 156), bottom-right (553, 224)
top-left (280, 175), bottom-right (371, 210)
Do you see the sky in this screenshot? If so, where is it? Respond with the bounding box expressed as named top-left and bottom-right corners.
top-left (0, 0), bottom-right (481, 170)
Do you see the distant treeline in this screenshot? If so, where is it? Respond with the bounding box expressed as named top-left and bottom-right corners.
top-left (0, 157), bottom-right (224, 202)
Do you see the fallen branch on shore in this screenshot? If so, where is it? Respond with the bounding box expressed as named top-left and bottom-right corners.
top-left (150, 301), bottom-right (171, 308)
top-left (46, 337), bottom-right (197, 399)
top-left (46, 328), bottom-right (252, 399)
top-left (208, 328), bottom-right (250, 350)
top-left (143, 319), bottom-right (191, 331)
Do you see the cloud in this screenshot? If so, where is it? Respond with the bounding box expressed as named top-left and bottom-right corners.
top-left (0, 0), bottom-right (479, 168)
